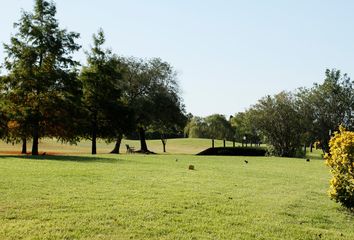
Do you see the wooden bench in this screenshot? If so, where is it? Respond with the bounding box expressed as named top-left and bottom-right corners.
top-left (125, 144), bottom-right (135, 154)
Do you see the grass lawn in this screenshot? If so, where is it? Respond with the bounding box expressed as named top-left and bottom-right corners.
top-left (0, 138), bottom-right (241, 155)
top-left (0, 152), bottom-right (353, 239)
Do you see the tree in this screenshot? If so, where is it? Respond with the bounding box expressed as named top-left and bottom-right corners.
top-left (249, 92), bottom-right (303, 157)
top-left (149, 85), bottom-right (187, 152)
top-left (184, 116), bottom-right (208, 138)
top-left (297, 69), bottom-right (354, 153)
top-left (118, 57), bottom-right (184, 153)
top-left (204, 114), bottom-right (234, 140)
top-left (184, 114), bottom-right (234, 141)
top-left (231, 111), bottom-right (261, 146)
top-left (2, 0), bottom-right (81, 155)
top-left (80, 29), bottom-right (129, 154)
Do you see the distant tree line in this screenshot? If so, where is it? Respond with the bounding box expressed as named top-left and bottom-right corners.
top-left (0, 0), bottom-right (186, 155)
top-left (185, 69), bottom-right (354, 157)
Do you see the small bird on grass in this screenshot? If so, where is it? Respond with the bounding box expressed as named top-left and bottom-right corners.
top-left (306, 158), bottom-right (310, 162)
top-left (244, 160), bottom-right (248, 164)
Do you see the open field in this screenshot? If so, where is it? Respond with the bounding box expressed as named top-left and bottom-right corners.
top-left (0, 138), bottom-right (242, 155)
top-left (0, 151), bottom-right (353, 239)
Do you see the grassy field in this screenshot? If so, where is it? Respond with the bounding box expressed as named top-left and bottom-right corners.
top-left (0, 139), bottom-right (353, 239)
top-left (0, 138), bottom-right (241, 155)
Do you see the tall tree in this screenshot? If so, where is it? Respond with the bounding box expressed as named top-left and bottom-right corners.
top-left (118, 57), bottom-right (184, 153)
top-left (249, 92), bottom-right (303, 157)
top-left (139, 58), bottom-right (185, 153)
top-left (2, 0), bottom-right (81, 155)
top-left (297, 69), bottom-right (354, 152)
top-left (81, 29), bottom-right (128, 154)
top-left (149, 85), bottom-right (187, 152)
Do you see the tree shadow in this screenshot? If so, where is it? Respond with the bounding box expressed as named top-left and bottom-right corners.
top-left (337, 206), bottom-right (354, 217)
top-left (0, 154), bottom-right (126, 164)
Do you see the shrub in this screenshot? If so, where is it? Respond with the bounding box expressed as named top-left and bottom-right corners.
top-left (325, 126), bottom-right (354, 210)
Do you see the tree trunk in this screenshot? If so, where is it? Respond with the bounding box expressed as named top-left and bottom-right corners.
top-left (304, 144), bottom-right (307, 155)
top-left (139, 127), bottom-right (148, 152)
top-left (310, 143), bottom-right (313, 152)
top-left (92, 120), bottom-right (97, 155)
top-left (21, 138), bottom-right (27, 154)
top-left (32, 122), bottom-right (39, 156)
top-left (110, 134), bottom-right (123, 154)
top-left (223, 139), bottom-right (226, 147)
top-left (161, 135), bottom-right (167, 153)
top-left (212, 139), bottom-right (215, 148)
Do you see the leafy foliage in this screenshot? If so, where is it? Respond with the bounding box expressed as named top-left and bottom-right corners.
top-left (80, 30), bottom-right (132, 154)
top-left (248, 92), bottom-right (303, 157)
top-left (297, 69), bottom-right (354, 152)
top-left (230, 111), bottom-right (260, 145)
top-left (116, 57), bottom-right (185, 152)
top-left (1, 0), bottom-right (82, 154)
top-left (325, 126), bottom-right (354, 209)
top-left (185, 114), bottom-right (234, 140)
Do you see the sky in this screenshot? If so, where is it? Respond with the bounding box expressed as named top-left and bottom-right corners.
top-left (1, 0), bottom-right (354, 117)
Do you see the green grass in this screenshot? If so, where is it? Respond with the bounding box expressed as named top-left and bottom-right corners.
top-left (0, 138), bottom-right (241, 155)
top-left (0, 153), bottom-right (353, 239)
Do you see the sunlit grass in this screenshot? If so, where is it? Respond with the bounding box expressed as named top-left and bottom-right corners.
top-left (0, 154), bottom-right (352, 239)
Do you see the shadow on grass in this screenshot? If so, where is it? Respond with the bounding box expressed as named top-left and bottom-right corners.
top-left (0, 154), bottom-right (126, 164)
top-left (336, 204), bottom-right (354, 215)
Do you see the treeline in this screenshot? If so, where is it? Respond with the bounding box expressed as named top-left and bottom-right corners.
top-left (185, 69), bottom-right (354, 157)
top-left (0, 0), bottom-right (187, 155)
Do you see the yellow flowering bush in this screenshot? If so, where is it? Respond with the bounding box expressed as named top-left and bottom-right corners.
top-left (325, 126), bottom-right (354, 209)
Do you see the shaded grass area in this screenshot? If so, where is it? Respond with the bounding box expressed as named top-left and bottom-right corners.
top-left (0, 138), bottom-right (235, 155)
top-left (197, 147), bottom-right (267, 156)
top-left (0, 154), bottom-right (352, 239)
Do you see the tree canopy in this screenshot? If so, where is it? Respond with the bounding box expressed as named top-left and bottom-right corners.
top-left (1, 0), bottom-right (82, 155)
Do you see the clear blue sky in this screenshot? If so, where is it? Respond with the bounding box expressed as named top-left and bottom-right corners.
top-left (1, 0), bottom-right (354, 117)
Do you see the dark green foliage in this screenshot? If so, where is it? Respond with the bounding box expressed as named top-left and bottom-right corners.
top-left (248, 92), bottom-right (303, 157)
top-left (1, 0), bottom-right (82, 155)
top-left (115, 57), bottom-right (186, 153)
top-left (230, 111), bottom-right (261, 146)
top-left (80, 30), bottom-right (133, 154)
top-left (297, 69), bottom-right (354, 152)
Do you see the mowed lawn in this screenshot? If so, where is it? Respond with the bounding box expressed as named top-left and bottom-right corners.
top-left (0, 152), bottom-right (353, 239)
top-left (0, 138), bottom-right (240, 155)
